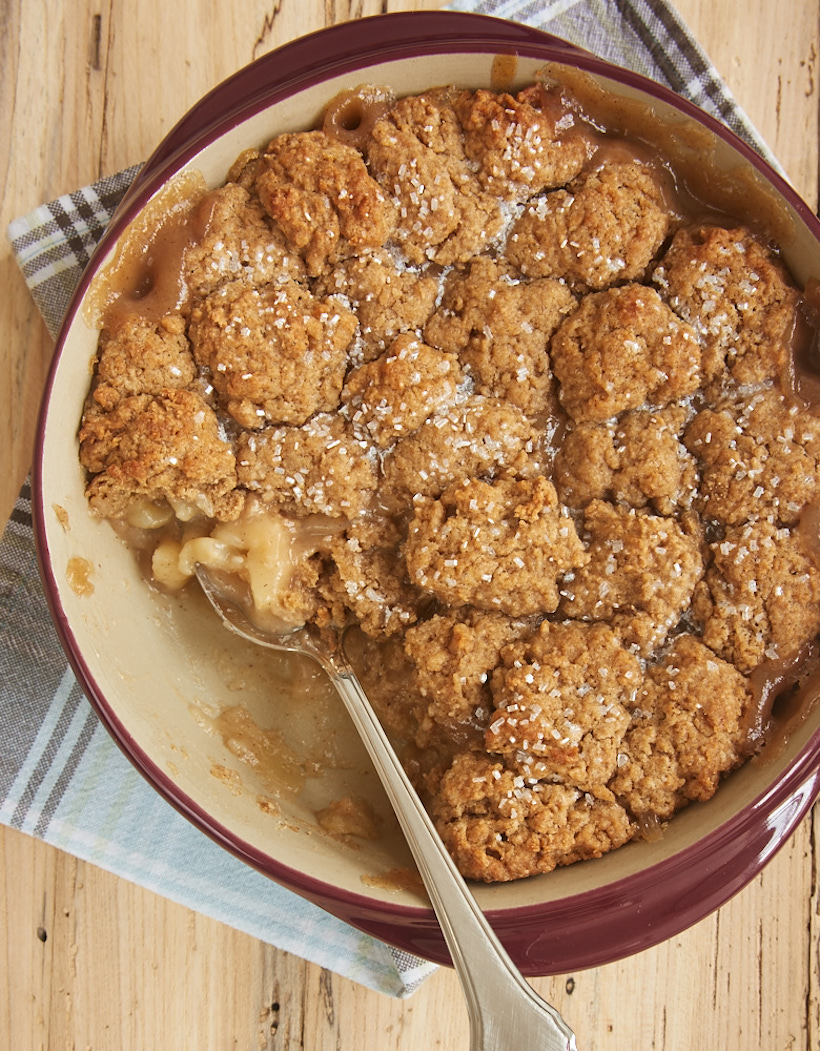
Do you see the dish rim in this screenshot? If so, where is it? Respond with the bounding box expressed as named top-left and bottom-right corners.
top-left (32, 11), bottom-right (820, 974)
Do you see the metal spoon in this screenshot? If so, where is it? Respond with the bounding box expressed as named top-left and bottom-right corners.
top-left (196, 565), bottom-right (578, 1051)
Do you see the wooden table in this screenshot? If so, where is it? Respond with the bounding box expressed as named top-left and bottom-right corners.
top-left (2, 2), bottom-right (818, 1047)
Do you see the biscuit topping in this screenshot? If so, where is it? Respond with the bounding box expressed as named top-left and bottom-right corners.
top-left (79, 77), bottom-right (817, 883)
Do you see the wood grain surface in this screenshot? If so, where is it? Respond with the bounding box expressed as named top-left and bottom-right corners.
top-left (2, 2), bottom-right (819, 1048)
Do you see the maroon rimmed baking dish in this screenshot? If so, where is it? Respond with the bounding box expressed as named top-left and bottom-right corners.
top-left (33, 12), bottom-right (820, 973)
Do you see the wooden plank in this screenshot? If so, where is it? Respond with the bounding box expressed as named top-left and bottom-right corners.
top-left (675, 0), bottom-right (819, 204)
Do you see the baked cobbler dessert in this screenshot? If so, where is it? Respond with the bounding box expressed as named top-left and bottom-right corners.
top-left (78, 71), bottom-right (820, 883)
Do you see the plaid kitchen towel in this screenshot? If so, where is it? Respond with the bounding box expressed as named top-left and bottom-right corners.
top-left (4, 0), bottom-right (780, 999)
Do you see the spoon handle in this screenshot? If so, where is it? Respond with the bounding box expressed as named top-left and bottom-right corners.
top-left (322, 647), bottom-right (578, 1051)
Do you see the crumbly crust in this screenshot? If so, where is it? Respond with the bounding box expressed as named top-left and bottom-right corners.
top-left (319, 513), bottom-right (427, 637)
top-left (404, 608), bottom-right (530, 749)
top-left (79, 390), bottom-right (243, 520)
top-left (610, 634), bottom-right (751, 819)
top-left (366, 90), bottom-right (508, 266)
top-left (692, 520), bottom-right (820, 672)
top-left (423, 255), bottom-right (576, 416)
top-left (684, 387), bottom-right (820, 526)
top-left (254, 131), bottom-right (395, 277)
top-left (553, 405), bottom-right (697, 515)
top-left (550, 284), bottom-right (701, 423)
top-left (381, 395), bottom-right (544, 504)
top-left (504, 159), bottom-right (670, 290)
top-left (652, 224), bottom-right (800, 386)
top-left (188, 278), bottom-right (357, 429)
top-left (485, 620), bottom-right (638, 795)
top-left (235, 413), bottom-right (379, 518)
top-left (91, 314), bottom-right (196, 411)
top-left (405, 475), bottom-right (588, 616)
top-left (453, 86), bottom-right (592, 200)
top-left (316, 248), bottom-right (440, 363)
top-left (183, 182), bottom-right (306, 302)
top-left (430, 751), bottom-right (633, 882)
top-left (558, 500), bottom-right (704, 655)
top-left (341, 334), bottom-right (466, 448)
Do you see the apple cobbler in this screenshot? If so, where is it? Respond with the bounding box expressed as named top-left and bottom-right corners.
top-left (78, 73), bottom-right (820, 882)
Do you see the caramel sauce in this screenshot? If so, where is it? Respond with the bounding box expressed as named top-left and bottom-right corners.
top-left (84, 169), bottom-right (212, 330)
top-left (322, 85), bottom-right (394, 152)
top-left (633, 811), bottom-right (666, 843)
top-left (66, 556), bottom-right (94, 597)
top-left (766, 663), bottom-right (820, 761)
top-left (791, 278), bottom-right (820, 407)
top-left (746, 642), bottom-right (820, 762)
top-left (53, 504), bottom-right (69, 531)
top-left (490, 53), bottom-right (518, 94)
top-left (798, 498), bottom-right (820, 570)
top-left (362, 866), bottom-right (426, 895)
top-left (213, 704), bottom-right (308, 795)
